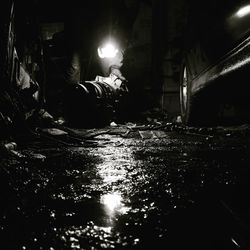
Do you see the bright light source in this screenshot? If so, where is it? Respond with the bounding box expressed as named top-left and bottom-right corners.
top-left (98, 43), bottom-right (119, 59)
top-left (101, 193), bottom-right (122, 212)
top-left (236, 5), bottom-right (250, 18)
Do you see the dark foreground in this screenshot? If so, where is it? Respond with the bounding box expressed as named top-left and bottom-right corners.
top-left (1, 123), bottom-right (250, 250)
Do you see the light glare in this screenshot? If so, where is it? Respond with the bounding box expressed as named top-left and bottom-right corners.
top-left (101, 193), bottom-right (122, 211)
top-left (236, 5), bottom-right (250, 18)
top-left (98, 43), bottom-right (118, 58)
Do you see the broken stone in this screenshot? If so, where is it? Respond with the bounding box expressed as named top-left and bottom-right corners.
top-left (54, 117), bottom-right (66, 125)
top-left (4, 142), bottom-right (17, 151)
top-left (176, 116), bottom-right (182, 123)
top-left (153, 131), bottom-right (168, 138)
top-left (26, 152), bottom-right (46, 161)
top-left (139, 130), bottom-right (155, 139)
top-left (41, 128), bottom-right (68, 136)
top-left (110, 122), bottom-right (118, 127)
top-left (10, 150), bottom-right (26, 158)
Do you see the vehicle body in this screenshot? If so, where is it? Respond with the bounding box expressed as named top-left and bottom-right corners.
top-left (180, 0), bottom-right (250, 125)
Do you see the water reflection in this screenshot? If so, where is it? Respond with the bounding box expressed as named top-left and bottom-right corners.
top-left (100, 192), bottom-right (130, 226)
top-left (101, 193), bottom-right (122, 212)
top-left (94, 139), bottom-right (133, 226)
top-left (95, 138), bottom-right (133, 186)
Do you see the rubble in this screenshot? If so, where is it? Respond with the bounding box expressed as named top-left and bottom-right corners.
top-left (1, 120), bottom-right (250, 249)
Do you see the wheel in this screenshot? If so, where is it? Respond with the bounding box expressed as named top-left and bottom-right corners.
top-left (180, 63), bottom-right (191, 124)
top-left (180, 61), bottom-right (220, 126)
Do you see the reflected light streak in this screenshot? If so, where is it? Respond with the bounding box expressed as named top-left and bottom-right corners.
top-left (96, 142), bottom-right (133, 226)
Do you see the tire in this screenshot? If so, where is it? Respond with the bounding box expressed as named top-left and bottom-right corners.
top-left (179, 61), bottom-right (219, 126)
top-left (180, 63), bottom-right (191, 124)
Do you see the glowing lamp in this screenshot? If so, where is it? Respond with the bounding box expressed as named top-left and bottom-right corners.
top-left (98, 43), bottom-right (119, 59)
top-left (236, 5), bottom-right (250, 18)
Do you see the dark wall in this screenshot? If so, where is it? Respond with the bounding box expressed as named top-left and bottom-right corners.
top-left (154, 0), bottom-right (187, 115)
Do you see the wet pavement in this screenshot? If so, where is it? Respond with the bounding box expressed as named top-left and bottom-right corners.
top-left (1, 123), bottom-right (250, 249)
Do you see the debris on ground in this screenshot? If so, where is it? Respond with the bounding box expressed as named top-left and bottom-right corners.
top-left (110, 121), bottom-right (118, 127)
top-left (40, 128), bottom-right (68, 136)
top-left (1, 120), bottom-right (250, 249)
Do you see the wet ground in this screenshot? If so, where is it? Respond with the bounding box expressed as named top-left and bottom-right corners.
top-left (1, 123), bottom-right (250, 250)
